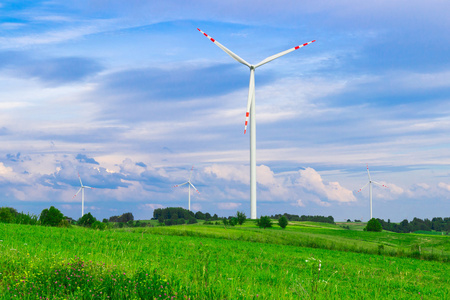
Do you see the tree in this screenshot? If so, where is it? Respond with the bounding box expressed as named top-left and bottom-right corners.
top-left (278, 215), bottom-right (288, 229)
top-left (78, 212), bottom-right (97, 227)
top-left (256, 216), bottom-right (273, 229)
top-left (236, 211), bottom-right (247, 225)
top-left (365, 218), bottom-right (382, 232)
top-left (91, 220), bottom-right (106, 230)
top-left (39, 206), bottom-right (64, 227)
top-left (195, 211), bottom-right (205, 220)
top-left (0, 207), bottom-right (15, 223)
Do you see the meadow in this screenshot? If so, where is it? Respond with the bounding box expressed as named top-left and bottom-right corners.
top-left (1, 221), bottom-right (449, 299)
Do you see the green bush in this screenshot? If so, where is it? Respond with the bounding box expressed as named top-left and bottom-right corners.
top-left (256, 216), bottom-right (273, 229)
top-left (365, 218), bottom-right (382, 232)
top-left (0, 207), bottom-right (15, 223)
top-left (39, 206), bottom-right (64, 227)
top-left (236, 211), bottom-right (246, 225)
top-left (278, 216), bottom-right (288, 229)
top-left (229, 217), bottom-right (237, 226)
top-left (92, 220), bottom-right (106, 230)
top-left (77, 212), bottom-right (97, 227)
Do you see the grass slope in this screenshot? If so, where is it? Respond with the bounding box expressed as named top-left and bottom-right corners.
top-left (0, 222), bottom-right (449, 299)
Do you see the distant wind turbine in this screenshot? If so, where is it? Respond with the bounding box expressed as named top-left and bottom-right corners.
top-left (198, 28), bottom-right (315, 219)
top-left (73, 173), bottom-right (94, 217)
top-left (174, 166), bottom-right (199, 211)
top-left (357, 165), bottom-right (387, 220)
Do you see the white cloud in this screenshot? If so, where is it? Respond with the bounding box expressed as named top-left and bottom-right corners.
top-left (438, 182), bottom-right (450, 192)
top-left (311, 198), bottom-right (332, 207)
top-left (292, 199), bottom-right (305, 207)
top-left (416, 183), bottom-right (430, 190)
top-left (218, 202), bottom-right (241, 210)
top-left (204, 164), bottom-right (248, 184)
top-left (140, 204), bottom-right (165, 210)
top-left (296, 167), bottom-right (356, 203)
top-left (191, 203), bottom-right (202, 211)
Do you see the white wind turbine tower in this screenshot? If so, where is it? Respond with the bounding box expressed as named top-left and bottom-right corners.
top-left (73, 173), bottom-right (94, 217)
top-left (198, 28), bottom-right (315, 219)
top-left (174, 166), bottom-right (199, 211)
top-left (357, 165), bottom-right (388, 220)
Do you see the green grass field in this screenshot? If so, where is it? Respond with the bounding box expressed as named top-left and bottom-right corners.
top-left (1, 221), bottom-right (449, 299)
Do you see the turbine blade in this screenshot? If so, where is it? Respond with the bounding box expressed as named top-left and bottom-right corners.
top-left (189, 165), bottom-right (194, 181)
top-left (372, 181), bottom-right (388, 188)
top-left (84, 186), bottom-right (94, 189)
top-left (189, 182), bottom-right (200, 193)
top-left (366, 164), bottom-right (372, 181)
top-left (197, 28), bottom-right (251, 67)
top-left (72, 188), bottom-right (82, 199)
top-left (254, 40), bottom-right (316, 68)
top-left (174, 182), bottom-right (189, 188)
top-left (244, 68), bottom-right (255, 134)
top-left (357, 182), bottom-right (369, 193)
top-left (78, 173), bottom-right (83, 186)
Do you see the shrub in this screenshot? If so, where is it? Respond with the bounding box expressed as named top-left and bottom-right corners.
top-left (236, 211), bottom-right (247, 225)
top-left (92, 220), bottom-right (106, 230)
top-left (257, 216), bottom-right (273, 229)
top-left (39, 206), bottom-right (64, 227)
top-left (365, 218), bottom-right (382, 232)
top-left (0, 207), bottom-right (15, 223)
top-left (229, 217), bottom-right (238, 226)
top-left (278, 216), bottom-right (288, 229)
top-left (77, 212), bottom-right (97, 227)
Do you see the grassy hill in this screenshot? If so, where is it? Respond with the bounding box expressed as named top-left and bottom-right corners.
top-left (1, 221), bottom-right (449, 299)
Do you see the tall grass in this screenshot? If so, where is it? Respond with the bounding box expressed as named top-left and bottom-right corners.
top-left (1, 223), bottom-right (449, 299)
top-left (133, 222), bottom-right (450, 262)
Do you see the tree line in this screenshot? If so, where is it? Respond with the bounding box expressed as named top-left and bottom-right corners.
top-left (270, 213), bottom-right (335, 224)
top-left (0, 206), bottom-right (145, 230)
top-left (377, 217), bottom-right (450, 233)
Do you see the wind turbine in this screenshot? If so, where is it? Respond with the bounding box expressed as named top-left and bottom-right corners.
top-left (357, 165), bottom-right (387, 220)
top-left (197, 28), bottom-right (315, 219)
top-left (174, 166), bottom-right (199, 211)
top-left (73, 173), bottom-right (94, 217)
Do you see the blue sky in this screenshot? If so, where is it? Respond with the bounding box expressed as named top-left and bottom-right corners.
top-left (1, 0), bottom-right (450, 221)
